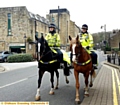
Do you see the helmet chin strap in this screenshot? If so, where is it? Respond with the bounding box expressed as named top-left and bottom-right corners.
top-left (82, 31), bottom-right (88, 34)
top-left (49, 29), bottom-right (56, 35)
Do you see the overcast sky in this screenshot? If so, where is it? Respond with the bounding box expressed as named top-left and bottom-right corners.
top-left (1, 0), bottom-right (120, 33)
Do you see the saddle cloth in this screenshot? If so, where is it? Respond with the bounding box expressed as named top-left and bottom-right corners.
top-left (51, 48), bottom-right (71, 65)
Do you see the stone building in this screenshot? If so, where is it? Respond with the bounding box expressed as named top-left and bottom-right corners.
top-left (0, 6), bottom-right (49, 56)
top-left (46, 8), bottom-right (80, 49)
top-left (0, 6), bottom-right (80, 56)
top-left (110, 31), bottom-right (120, 49)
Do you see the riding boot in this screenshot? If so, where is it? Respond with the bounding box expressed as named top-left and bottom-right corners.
top-left (90, 54), bottom-right (98, 69)
top-left (93, 64), bottom-right (98, 69)
top-left (93, 54), bottom-right (98, 69)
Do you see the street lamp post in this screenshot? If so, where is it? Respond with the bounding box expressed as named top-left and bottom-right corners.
top-left (58, 6), bottom-right (60, 34)
top-left (101, 24), bottom-right (106, 54)
top-left (101, 24), bottom-right (106, 41)
top-left (24, 34), bottom-right (27, 53)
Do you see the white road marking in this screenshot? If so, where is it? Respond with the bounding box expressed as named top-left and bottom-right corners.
top-left (0, 74), bottom-right (37, 89)
top-left (0, 78), bottom-right (28, 89)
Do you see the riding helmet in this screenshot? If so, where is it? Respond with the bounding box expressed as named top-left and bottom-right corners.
top-left (82, 24), bottom-right (88, 30)
top-left (49, 23), bottom-right (56, 29)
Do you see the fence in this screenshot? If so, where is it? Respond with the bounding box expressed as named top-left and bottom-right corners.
top-left (107, 53), bottom-right (120, 66)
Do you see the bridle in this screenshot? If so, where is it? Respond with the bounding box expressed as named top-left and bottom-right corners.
top-left (71, 44), bottom-right (81, 61)
top-left (37, 41), bottom-right (52, 60)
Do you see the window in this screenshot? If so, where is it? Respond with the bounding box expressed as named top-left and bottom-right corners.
top-left (31, 30), bottom-right (33, 34)
top-left (7, 13), bottom-right (12, 36)
top-left (4, 51), bottom-right (9, 54)
top-left (41, 33), bottom-right (43, 36)
top-left (52, 17), bottom-right (54, 22)
top-left (29, 12), bottom-right (35, 19)
top-left (35, 32), bottom-right (38, 37)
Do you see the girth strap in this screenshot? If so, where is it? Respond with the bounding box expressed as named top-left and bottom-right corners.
top-left (40, 59), bottom-right (57, 64)
top-left (74, 59), bottom-right (91, 66)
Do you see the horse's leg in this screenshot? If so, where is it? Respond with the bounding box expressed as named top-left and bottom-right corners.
top-left (74, 70), bottom-right (80, 104)
top-left (49, 71), bottom-right (54, 95)
top-left (63, 61), bottom-right (69, 84)
top-left (84, 72), bottom-right (89, 97)
top-left (89, 69), bottom-right (96, 87)
top-left (65, 76), bottom-right (69, 84)
top-left (35, 69), bottom-right (44, 101)
top-left (64, 62), bottom-right (70, 76)
top-left (54, 70), bottom-right (59, 89)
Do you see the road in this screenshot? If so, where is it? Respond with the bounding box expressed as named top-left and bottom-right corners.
top-left (0, 50), bottom-right (106, 105)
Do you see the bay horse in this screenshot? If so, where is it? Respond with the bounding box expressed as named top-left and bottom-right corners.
top-left (69, 35), bottom-right (96, 104)
top-left (35, 35), bottom-right (70, 101)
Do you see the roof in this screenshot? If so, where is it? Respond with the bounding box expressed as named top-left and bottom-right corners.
top-left (29, 12), bottom-right (49, 24)
top-left (49, 8), bottom-right (70, 15)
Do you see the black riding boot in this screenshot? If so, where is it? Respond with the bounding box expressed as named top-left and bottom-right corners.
top-left (90, 54), bottom-right (98, 69)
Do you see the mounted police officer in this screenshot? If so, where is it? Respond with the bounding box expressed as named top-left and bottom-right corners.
top-left (45, 23), bottom-right (63, 62)
top-left (80, 24), bottom-right (98, 69)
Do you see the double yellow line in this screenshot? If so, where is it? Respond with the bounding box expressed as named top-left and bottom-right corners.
top-left (112, 68), bottom-right (120, 105)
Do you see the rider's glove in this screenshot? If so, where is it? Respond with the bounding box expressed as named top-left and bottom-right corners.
top-left (53, 44), bottom-right (56, 47)
top-left (86, 46), bottom-right (90, 50)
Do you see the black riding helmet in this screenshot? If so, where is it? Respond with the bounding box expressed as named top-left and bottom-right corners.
top-left (49, 23), bottom-right (56, 29)
top-left (49, 23), bottom-right (56, 34)
top-left (82, 24), bottom-right (88, 30)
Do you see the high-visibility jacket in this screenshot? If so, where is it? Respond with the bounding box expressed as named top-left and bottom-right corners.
top-left (80, 33), bottom-right (94, 54)
top-left (45, 33), bottom-right (61, 49)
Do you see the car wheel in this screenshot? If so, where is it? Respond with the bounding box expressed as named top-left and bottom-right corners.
top-left (4, 58), bottom-right (7, 62)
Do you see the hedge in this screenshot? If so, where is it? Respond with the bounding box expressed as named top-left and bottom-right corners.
top-left (7, 53), bottom-right (33, 63)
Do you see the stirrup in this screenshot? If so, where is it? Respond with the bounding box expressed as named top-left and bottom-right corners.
top-left (93, 66), bottom-right (98, 69)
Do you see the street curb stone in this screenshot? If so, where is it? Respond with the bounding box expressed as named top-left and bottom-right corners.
top-left (103, 61), bottom-right (120, 72)
top-left (0, 66), bottom-right (5, 72)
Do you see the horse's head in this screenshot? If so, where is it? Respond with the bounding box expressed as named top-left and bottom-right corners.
top-left (35, 35), bottom-right (50, 59)
top-left (69, 35), bottom-right (82, 62)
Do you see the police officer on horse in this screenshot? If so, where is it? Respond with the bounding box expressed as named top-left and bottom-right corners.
top-left (45, 23), bottom-right (63, 62)
top-left (80, 24), bottom-right (98, 69)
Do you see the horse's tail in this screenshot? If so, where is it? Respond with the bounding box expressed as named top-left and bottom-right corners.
top-left (91, 69), bottom-right (96, 78)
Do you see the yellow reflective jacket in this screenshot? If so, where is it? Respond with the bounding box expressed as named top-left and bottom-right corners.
top-left (80, 33), bottom-right (94, 53)
top-left (45, 33), bottom-right (61, 48)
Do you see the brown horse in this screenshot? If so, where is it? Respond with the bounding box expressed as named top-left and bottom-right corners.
top-left (69, 35), bottom-right (96, 104)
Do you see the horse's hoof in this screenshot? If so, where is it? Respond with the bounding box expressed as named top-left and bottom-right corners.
top-left (49, 91), bottom-right (54, 95)
top-left (89, 84), bottom-right (93, 87)
top-left (84, 94), bottom-right (89, 97)
top-left (54, 87), bottom-right (58, 89)
top-left (35, 96), bottom-right (41, 101)
top-left (75, 99), bottom-right (81, 104)
top-left (66, 80), bottom-right (69, 84)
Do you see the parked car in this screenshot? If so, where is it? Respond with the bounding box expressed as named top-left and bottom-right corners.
top-left (0, 51), bottom-right (12, 62)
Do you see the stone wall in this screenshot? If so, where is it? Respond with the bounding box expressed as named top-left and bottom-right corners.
top-left (0, 6), bottom-right (49, 56)
top-left (110, 32), bottom-right (120, 48)
top-left (0, 6), bottom-right (29, 51)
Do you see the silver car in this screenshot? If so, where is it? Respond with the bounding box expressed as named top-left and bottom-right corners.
top-left (0, 51), bottom-right (12, 62)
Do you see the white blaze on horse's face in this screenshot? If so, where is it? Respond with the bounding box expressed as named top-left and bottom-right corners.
top-left (38, 43), bottom-right (41, 53)
top-left (72, 44), bottom-right (76, 62)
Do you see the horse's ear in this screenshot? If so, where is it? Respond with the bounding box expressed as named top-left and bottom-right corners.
top-left (76, 35), bottom-right (79, 40)
top-left (35, 35), bottom-right (38, 41)
top-left (69, 35), bottom-right (72, 41)
top-left (41, 35), bottom-right (44, 41)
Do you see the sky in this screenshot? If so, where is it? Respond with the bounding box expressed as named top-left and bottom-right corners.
top-left (1, 0), bottom-right (120, 33)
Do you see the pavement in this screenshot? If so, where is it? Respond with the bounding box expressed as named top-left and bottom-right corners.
top-left (0, 61), bottom-right (38, 72)
top-left (81, 61), bottom-right (120, 105)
